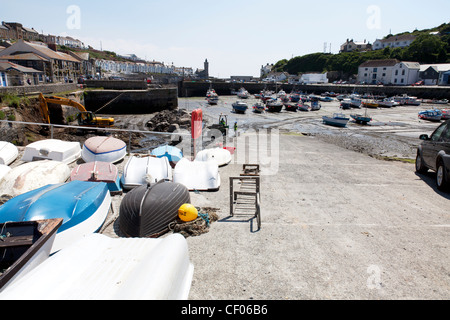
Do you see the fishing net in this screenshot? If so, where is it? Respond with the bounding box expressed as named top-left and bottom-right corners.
top-left (170, 207), bottom-right (219, 238)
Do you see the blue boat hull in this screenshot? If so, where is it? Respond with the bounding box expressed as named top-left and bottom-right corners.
top-left (0, 180), bottom-right (111, 253)
top-left (151, 146), bottom-right (183, 163)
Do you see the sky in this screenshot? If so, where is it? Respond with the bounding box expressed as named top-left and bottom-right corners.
top-left (2, 0), bottom-right (449, 78)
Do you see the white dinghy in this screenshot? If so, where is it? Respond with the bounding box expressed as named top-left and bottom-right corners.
top-left (173, 158), bottom-right (220, 191)
top-left (0, 141), bottom-right (19, 165)
top-left (21, 139), bottom-right (81, 164)
top-left (0, 160), bottom-right (70, 197)
top-left (195, 147), bottom-right (232, 166)
top-left (121, 154), bottom-right (172, 190)
top-left (0, 233), bottom-right (194, 300)
top-left (82, 136), bottom-right (126, 164)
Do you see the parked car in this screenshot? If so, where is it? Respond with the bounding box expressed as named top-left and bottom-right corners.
top-left (416, 120), bottom-right (450, 191)
top-left (412, 80), bottom-right (424, 86)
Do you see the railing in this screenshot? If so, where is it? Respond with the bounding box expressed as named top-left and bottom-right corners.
top-left (0, 119), bottom-right (191, 153)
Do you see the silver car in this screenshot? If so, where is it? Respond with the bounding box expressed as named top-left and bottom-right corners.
top-left (416, 119), bottom-right (450, 191)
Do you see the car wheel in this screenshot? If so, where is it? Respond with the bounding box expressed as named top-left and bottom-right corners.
top-left (436, 160), bottom-right (448, 191)
top-left (415, 152), bottom-right (428, 173)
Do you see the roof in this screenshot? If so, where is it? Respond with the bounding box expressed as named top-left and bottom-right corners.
top-left (400, 61), bottom-right (420, 69)
top-left (359, 59), bottom-right (399, 68)
top-left (0, 40), bottom-right (81, 63)
top-left (0, 61), bottom-right (43, 73)
top-left (376, 34), bottom-right (417, 43)
top-left (0, 53), bottom-right (49, 62)
top-left (419, 63), bottom-right (450, 72)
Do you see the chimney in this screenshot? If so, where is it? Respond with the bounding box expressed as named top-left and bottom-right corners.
top-left (48, 43), bottom-right (57, 51)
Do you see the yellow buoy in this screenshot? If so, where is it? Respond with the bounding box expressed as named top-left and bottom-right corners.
top-left (178, 204), bottom-right (198, 222)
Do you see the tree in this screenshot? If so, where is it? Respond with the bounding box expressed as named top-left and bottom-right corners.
top-left (404, 34), bottom-right (448, 63)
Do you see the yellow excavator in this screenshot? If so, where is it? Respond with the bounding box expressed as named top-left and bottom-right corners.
top-left (39, 93), bottom-right (115, 128)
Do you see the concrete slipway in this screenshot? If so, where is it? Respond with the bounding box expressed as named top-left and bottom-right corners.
top-left (184, 133), bottom-right (449, 300)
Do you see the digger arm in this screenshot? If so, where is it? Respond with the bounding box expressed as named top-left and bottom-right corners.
top-left (39, 94), bottom-right (88, 113)
top-left (38, 93), bottom-right (51, 124)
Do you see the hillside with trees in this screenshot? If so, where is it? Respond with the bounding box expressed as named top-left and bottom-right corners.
top-left (273, 23), bottom-right (450, 79)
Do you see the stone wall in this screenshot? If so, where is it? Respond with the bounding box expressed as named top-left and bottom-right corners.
top-left (84, 80), bottom-right (148, 90)
top-left (84, 88), bottom-right (178, 114)
top-left (178, 81), bottom-right (450, 99)
top-left (0, 83), bottom-right (79, 96)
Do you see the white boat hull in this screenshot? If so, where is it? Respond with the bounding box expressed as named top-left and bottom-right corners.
top-left (195, 148), bottom-right (232, 166)
top-left (173, 158), bottom-right (220, 191)
top-left (21, 139), bottom-right (81, 164)
top-left (0, 233), bottom-right (194, 300)
top-left (0, 141), bottom-right (19, 165)
top-left (121, 155), bottom-right (172, 190)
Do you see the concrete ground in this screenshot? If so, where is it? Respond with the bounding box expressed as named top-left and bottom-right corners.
top-left (184, 132), bottom-right (449, 300)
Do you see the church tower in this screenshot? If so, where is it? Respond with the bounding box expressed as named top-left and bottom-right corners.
top-left (204, 59), bottom-right (209, 78)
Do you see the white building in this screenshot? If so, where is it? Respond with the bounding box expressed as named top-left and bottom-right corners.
top-left (419, 64), bottom-right (450, 85)
top-left (391, 61), bottom-right (420, 85)
top-left (358, 59), bottom-right (398, 85)
top-left (340, 39), bottom-right (372, 52)
top-left (260, 63), bottom-right (273, 78)
top-left (300, 73), bottom-right (328, 84)
top-left (372, 34), bottom-right (416, 50)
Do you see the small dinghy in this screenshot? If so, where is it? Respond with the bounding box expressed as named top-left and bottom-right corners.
top-left (0, 165), bottom-right (11, 181)
top-left (195, 147), bottom-right (231, 167)
top-left (81, 136), bottom-right (126, 164)
top-left (0, 160), bottom-right (70, 197)
top-left (173, 158), bottom-right (220, 191)
top-left (0, 233), bottom-right (194, 300)
top-left (119, 180), bottom-right (190, 238)
top-left (0, 142), bottom-right (18, 166)
top-left (322, 113), bottom-right (350, 128)
top-left (121, 155), bottom-right (172, 190)
top-left (0, 218), bottom-right (63, 291)
top-left (21, 139), bottom-right (81, 164)
top-left (0, 180), bottom-right (111, 253)
top-left (151, 145), bottom-right (183, 167)
top-left (70, 161), bottom-right (122, 195)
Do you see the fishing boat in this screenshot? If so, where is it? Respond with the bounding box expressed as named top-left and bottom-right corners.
top-left (289, 93), bottom-right (300, 102)
top-left (350, 109), bottom-right (372, 124)
top-left (206, 96), bottom-right (219, 105)
top-left (284, 102), bottom-right (298, 112)
top-left (0, 180), bottom-right (111, 253)
top-left (378, 99), bottom-right (395, 108)
top-left (320, 96), bottom-right (333, 102)
top-left (232, 101), bottom-right (248, 114)
top-left (340, 99), bottom-right (353, 109)
top-left (362, 100), bottom-right (379, 109)
top-left (349, 94), bottom-right (362, 108)
top-left (252, 102), bottom-right (265, 113)
top-left (70, 161), bottom-right (122, 195)
top-left (310, 100), bottom-right (321, 111)
top-left (21, 139), bottom-right (81, 164)
top-left (441, 109), bottom-right (450, 120)
top-left (237, 87), bottom-right (250, 99)
top-left (0, 218), bottom-right (63, 292)
top-left (195, 147), bottom-right (231, 166)
top-left (322, 113), bottom-right (350, 127)
top-left (434, 99), bottom-right (449, 105)
top-left (266, 99), bottom-right (283, 112)
top-left (0, 142), bottom-right (18, 166)
top-left (297, 103), bottom-right (310, 111)
top-left (418, 109), bottom-right (442, 122)
top-left (119, 180), bottom-right (190, 238)
top-left (151, 145), bottom-right (183, 167)
top-left (81, 136), bottom-right (126, 164)
top-left (121, 155), bottom-right (172, 190)
top-left (0, 160), bottom-right (70, 197)
top-left (404, 96), bottom-right (421, 106)
top-left (173, 158), bottom-right (220, 191)
top-left (0, 233), bottom-right (194, 300)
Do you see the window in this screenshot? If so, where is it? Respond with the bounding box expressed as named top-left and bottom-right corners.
top-left (440, 125), bottom-right (450, 142)
top-left (394, 79), bottom-right (398, 83)
top-left (374, 68), bottom-right (378, 72)
top-left (372, 74), bottom-right (377, 79)
top-left (382, 73), bottom-right (386, 77)
top-left (431, 122), bottom-right (448, 141)
top-left (402, 70), bottom-right (405, 76)
top-left (395, 70), bottom-right (399, 76)
top-left (401, 79), bottom-right (404, 83)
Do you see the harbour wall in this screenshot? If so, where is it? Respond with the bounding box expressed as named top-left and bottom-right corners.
top-left (83, 88), bottom-right (178, 114)
top-left (178, 81), bottom-right (450, 99)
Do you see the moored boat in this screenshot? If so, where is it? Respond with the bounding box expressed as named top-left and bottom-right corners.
top-left (297, 102), bottom-right (310, 111)
top-left (284, 102), bottom-right (298, 112)
top-left (322, 113), bottom-right (350, 127)
top-left (340, 99), bottom-right (353, 109)
top-left (441, 109), bottom-right (450, 120)
top-left (266, 99), bottom-right (283, 112)
top-left (252, 103), bottom-right (265, 113)
top-left (70, 161), bottom-right (122, 195)
top-left (81, 136), bottom-right (126, 164)
top-left (350, 113), bottom-right (372, 124)
top-left (119, 180), bottom-right (190, 238)
top-left (237, 87), bottom-right (250, 99)
top-left (21, 139), bottom-right (81, 164)
top-left (310, 100), bottom-right (321, 111)
top-left (418, 109), bottom-right (442, 122)
top-left (121, 155), bottom-right (172, 190)
top-left (0, 180), bottom-right (111, 253)
top-left (0, 142), bottom-right (18, 166)
top-left (0, 218), bottom-right (63, 291)
top-left (232, 101), bottom-right (248, 114)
